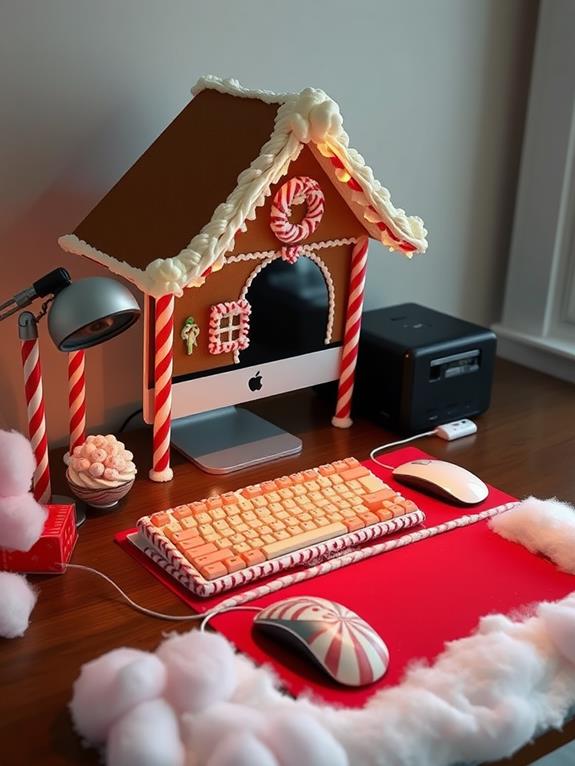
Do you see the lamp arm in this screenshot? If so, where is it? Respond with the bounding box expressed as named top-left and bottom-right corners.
top-left (0, 267), bottom-right (71, 322)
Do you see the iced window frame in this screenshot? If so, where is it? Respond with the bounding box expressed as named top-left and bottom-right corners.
top-left (208, 299), bottom-right (252, 355)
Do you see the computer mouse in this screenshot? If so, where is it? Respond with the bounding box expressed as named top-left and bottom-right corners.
top-left (392, 459), bottom-right (488, 505)
top-left (253, 596), bottom-right (389, 686)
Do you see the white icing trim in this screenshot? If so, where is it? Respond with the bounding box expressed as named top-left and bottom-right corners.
top-left (234, 255), bottom-right (279, 363)
top-left (225, 237), bottom-right (359, 264)
top-left (59, 77), bottom-right (427, 297)
top-left (58, 234), bottom-right (155, 296)
top-left (301, 249), bottom-right (335, 344)
top-left (232, 249), bottom-right (336, 362)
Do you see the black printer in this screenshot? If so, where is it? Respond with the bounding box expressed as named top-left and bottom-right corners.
top-left (353, 303), bottom-right (497, 434)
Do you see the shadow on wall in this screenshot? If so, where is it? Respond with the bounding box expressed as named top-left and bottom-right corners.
top-left (0, 109), bottom-right (146, 447)
top-left (457, 3), bottom-right (539, 323)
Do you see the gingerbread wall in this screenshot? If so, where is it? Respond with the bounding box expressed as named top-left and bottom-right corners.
top-left (170, 242), bottom-right (355, 380)
top-left (167, 144), bottom-right (367, 380)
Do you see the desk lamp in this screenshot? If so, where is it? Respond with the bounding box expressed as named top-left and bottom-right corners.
top-left (0, 268), bottom-right (140, 524)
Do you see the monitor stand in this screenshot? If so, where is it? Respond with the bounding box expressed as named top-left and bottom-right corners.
top-left (170, 406), bottom-right (302, 475)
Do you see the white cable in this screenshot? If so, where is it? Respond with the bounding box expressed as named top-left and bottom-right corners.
top-left (370, 430), bottom-right (435, 469)
top-left (199, 606), bottom-right (262, 632)
top-left (62, 563), bottom-right (262, 626)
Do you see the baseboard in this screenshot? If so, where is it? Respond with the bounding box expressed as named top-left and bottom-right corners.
top-left (492, 324), bottom-right (575, 384)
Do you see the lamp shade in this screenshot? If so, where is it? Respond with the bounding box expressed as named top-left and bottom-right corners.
top-left (47, 277), bottom-right (140, 351)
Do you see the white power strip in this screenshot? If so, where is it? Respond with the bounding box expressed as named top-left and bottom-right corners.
top-left (434, 418), bottom-right (478, 441)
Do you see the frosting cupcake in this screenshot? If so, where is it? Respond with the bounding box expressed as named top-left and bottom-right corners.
top-left (66, 435), bottom-right (136, 508)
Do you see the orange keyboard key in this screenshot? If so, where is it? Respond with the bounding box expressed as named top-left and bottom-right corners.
top-left (171, 527), bottom-right (205, 544)
top-left (363, 489), bottom-right (396, 510)
top-left (172, 505), bottom-right (193, 520)
top-left (375, 508), bottom-right (394, 522)
top-left (151, 512), bottom-right (170, 527)
top-left (403, 500), bottom-right (419, 514)
top-left (223, 556), bottom-right (245, 573)
top-left (343, 516), bottom-right (364, 532)
top-left (260, 480), bottom-right (278, 493)
top-left (241, 549), bottom-right (266, 566)
top-left (221, 493), bottom-right (238, 505)
top-left (275, 476), bottom-right (293, 488)
top-left (332, 460), bottom-right (349, 474)
top-left (241, 485), bottom-right (262, 499)
top-left (199, 562), bottom-right (228, 580)
top-left (344, 457), bottom-right (360, 469)
top-left (303, 469), bottom-right (317, 481)
top-left (289, 472), bottom-right (306, 484)
top-left (193, 548), bottom-right (234, 567)
top-left (190, 501), bottom-right (208, 514)
top-left (357, 511), bottom-right (379, 526)
top-left (206, 496), bottom-right (223, 509)
top-left (175, 538), bottom-right (205, 554)
top-left (318, 464), bottom-right (336, 476)
top-left (340, 465), bottom-right (370, 482)
top-left (181, 541), bottom-right (217, 556)
top-left (389, 504), bottom-right (406, 516)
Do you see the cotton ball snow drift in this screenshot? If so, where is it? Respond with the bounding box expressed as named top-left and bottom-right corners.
top-left (157, 631), bottom-right (237, 714)
top-left (489, 496), bottom-right (575, 573)
top-left (0, 429), bottom-right (46, 553)
top-left (0, 571), bottom-right (38, 638)
top-left (0, 429), bottom-right (37, 497)
top-left (70, 648), bottom-right (166, 744)
top-left (106, 699), bottom-right (185, 766)
top-left (0, 493), bottom-right (47, 552)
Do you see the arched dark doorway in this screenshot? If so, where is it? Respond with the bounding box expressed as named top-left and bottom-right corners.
top-left (240, 256), bottom-right (330, 366)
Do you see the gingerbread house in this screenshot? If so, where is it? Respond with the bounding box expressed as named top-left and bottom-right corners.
top-left (59, 76), bottom-right (428, 482)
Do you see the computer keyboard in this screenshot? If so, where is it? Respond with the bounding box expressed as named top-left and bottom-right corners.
top-left (136, 457), bottom-right (424, 597)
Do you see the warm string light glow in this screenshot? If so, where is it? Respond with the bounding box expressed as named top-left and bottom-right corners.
top-left (317, 141), bottom-right (415, 254)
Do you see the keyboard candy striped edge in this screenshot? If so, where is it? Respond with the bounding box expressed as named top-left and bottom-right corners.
top-left (137, 510), bottom-right (425, 598)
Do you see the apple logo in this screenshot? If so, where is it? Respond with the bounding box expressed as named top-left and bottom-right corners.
top-left (248, 371), bottom-right (263, 392)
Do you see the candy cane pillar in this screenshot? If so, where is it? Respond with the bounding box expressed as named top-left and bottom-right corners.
top-left (67, 350), bottom-right (86, 455)
top-left (332, 236), bottom-right (369, 428)
top-left (149, 294), bottom-right (175, 482)
top-left (18, 312), bottom-right (51, 503)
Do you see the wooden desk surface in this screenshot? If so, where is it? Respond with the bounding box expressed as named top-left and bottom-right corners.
top-left (2, 359), bottom-right (575, 766)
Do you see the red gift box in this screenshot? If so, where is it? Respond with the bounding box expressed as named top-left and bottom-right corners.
top-left (0, 502), bottom-right (77, 574)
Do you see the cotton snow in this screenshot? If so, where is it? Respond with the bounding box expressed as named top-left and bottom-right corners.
top-left (489, 496), bottom-right (575, 573)
top-left (0, 572), bottom-right (37, 638)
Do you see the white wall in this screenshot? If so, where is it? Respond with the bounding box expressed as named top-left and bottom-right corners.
top-left (0, 0), bottom-right (538, 444)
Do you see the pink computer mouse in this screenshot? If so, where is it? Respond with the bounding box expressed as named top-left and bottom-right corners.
top-left (393, 459), bottom-right (488, 505)
top-left (253, 596), bottom-right (389, 686)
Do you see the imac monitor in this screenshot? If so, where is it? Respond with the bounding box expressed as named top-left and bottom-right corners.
top-left (143, 254), bottom-right (346, 474)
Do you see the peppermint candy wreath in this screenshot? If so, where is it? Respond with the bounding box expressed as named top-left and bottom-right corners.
top-left (270, 176), bottom-right (325, 263)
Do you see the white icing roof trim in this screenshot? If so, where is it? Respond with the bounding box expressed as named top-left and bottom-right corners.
top-left (59, 75), bottom-right (428, 297)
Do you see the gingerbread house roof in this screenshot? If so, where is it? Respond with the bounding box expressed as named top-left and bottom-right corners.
top-left (59, 76), bottom-right (428, 297)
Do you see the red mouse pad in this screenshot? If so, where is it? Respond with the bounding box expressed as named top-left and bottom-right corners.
top-left (116, 447), bottom-right (575, 707)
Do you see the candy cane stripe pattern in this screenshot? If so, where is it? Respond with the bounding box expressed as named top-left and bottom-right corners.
top-left (68, 350), bottom-right (86, 455)
top-left (21, 337), bottom-right (51, 503)
top-left (149, 294), bottom-right (175, 482)
top-left (257, 597), bottom-right (389, 685)
top-left (270, 176), bottom-right (325, 260)
top-left (332, 236), bottom-right (369, 428)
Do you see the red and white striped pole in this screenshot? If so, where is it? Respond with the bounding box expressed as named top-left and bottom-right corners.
top-left (67, 350), bottom-right (86, 456)
top-left (18, 312), bottom-right (51, 503)
top-left (332, 236), bottom-right (369, 429)
top-left (149, 293), bottom-right (175, 482)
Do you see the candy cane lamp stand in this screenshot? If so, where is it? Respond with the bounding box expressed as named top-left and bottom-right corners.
top-left (1, 268), bottom-right (141, 522)
top-left (18, 312), bottom-right (52, 504)
top-left (67, 350), bottom-right (86, 455)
